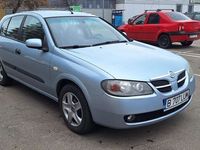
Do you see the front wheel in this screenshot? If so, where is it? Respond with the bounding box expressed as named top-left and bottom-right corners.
top-left (0, 61), bottom-right (12, 86)
top-left (181, 41), bottom-right (193, 47)
top-left (158, 34), bottom-right (171, 49)
top-left (59, 84), bottom-right (95, 134)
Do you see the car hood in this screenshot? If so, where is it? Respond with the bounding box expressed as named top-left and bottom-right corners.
top-left (65, 42), bottom-right (188, 81)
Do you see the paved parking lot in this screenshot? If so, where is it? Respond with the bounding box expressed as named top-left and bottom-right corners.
top-left (0, 41), bottom-right (200, 150)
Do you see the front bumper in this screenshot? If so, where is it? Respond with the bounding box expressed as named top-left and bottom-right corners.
top-left (169, 31), bottom-right (200, 42)
top-left (90, 76), bottom-right (195, 129)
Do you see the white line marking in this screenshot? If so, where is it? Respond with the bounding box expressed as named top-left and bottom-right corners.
top-left (194, 74), bottom-right (200, 77)
top-left (176, 53), bottom-right (200, 58)
top-left (171, 50), bottom-right (200, 56)
top-left (172, 50), bottom-right (195, 54)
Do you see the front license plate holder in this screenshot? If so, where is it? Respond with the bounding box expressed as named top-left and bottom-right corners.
top-left (163, 90), bottom-right (190, 111)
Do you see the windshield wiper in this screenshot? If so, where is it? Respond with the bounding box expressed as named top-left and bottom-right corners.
top-left (60, 45), bottom-right (92, 49)
top-left (92, 40), bottom-right (127, 46)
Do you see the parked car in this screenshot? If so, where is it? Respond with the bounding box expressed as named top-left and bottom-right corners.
top-left (185, 12), bottom-right (200, 21)
top-left (0, 11), bottom-right (195, 134)
top-left (118, 9), bottom-right (200, 48)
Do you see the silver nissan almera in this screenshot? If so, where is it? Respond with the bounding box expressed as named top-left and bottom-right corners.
top-left (0, 11), bottom-right (195, 134)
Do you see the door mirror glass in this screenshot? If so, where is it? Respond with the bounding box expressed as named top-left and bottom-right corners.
top-left (26, 39), bottom-right (42, 48)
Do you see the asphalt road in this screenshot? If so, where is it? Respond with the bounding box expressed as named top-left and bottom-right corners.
top-left (0, 41), bottom-right (200, 150)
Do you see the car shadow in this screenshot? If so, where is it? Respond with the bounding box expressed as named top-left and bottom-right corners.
top-left (5, 80), bottom-right (190, 149)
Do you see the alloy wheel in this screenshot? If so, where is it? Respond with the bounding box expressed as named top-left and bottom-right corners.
top-left (62, 92), bottom-right (83, 127)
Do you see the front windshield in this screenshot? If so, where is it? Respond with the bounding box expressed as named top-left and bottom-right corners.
top-left (46, 16), bottom-right (127, 48)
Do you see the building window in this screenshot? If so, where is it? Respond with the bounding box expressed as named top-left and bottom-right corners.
top-left (188, 5), bottom-right (194, 13)
top-left (176, 4), bottom-right (183, 12)
top-left (80, 0), bottom-right (115, 9)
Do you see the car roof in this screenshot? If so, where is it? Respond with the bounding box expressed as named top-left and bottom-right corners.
top-left (8, 10), bottom-right (95, 18)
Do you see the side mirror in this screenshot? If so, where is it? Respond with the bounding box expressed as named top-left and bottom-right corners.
top-left (26, 39), bottom-right (42, 49)
top-left (122, 32), bottom-right (127, 36)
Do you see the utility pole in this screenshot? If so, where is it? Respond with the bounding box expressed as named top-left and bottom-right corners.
top-left (102, 0), bottom-right (105, 19)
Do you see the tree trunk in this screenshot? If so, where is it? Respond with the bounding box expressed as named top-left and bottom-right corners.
top-left (12, 0), bottom-right (23, 13)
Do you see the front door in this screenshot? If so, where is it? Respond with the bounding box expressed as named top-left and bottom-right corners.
top-left (130, 14), bottom-right (147, 41)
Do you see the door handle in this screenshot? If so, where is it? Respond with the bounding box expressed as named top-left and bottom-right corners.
top-left (15, 49), bottom-right (21, 55)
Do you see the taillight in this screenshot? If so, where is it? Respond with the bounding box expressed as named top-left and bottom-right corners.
top-left (178, 24), bottom-right (185, 31)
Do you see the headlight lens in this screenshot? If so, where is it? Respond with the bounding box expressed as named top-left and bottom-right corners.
top-left (101, 80), bottom-right (154, 97)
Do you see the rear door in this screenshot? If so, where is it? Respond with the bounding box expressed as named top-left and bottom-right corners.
top-left (0, 15), bottom-right (25, 80)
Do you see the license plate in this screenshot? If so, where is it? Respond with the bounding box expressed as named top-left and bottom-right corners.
top-left (189, 35), bottom-right (198, 38)
top-left (164, 90), bottom-right (190, 111)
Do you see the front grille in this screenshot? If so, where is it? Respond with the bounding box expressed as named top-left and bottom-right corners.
top-left (151, 70), bottom-right (186, 93)
top-left (124, 98), bottom-right (190, 123)
top-left (151, 80), bottom-right (172, 93)
top-left (177, 71), bottom-right (186, 88)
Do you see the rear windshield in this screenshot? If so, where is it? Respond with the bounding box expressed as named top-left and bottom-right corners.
top-left (166, 12), bottom-right (191, 21)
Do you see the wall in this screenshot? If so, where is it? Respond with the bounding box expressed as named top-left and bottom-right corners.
top-left (194, 4), bottom-right (200, 11)
top-left (125, 0), bottom-right (189, 5)
top-left (82, 8), bottom-right (113, 22)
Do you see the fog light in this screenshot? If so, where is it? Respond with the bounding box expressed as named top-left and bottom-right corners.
top-left (124, 115), bottom-right (135, 123)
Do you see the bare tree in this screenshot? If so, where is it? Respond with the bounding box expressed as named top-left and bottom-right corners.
top-left (0, 0), bottom-right (47, 13)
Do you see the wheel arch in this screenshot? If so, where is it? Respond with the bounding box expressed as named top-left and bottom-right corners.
top-left (157, 32), bottom-right (170, 41)
top-left (55, 75), bottom-right (91, 105)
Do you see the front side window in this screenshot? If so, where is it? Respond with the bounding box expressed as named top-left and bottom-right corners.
top-left (21, 16), bottom-right (44, 42)
top-left (166, 12), bottom-right (191, 21)
top-left (6, 16), bottom-right (24, 40)
top-left (0, 18), bottom-right (10, 36)
top-left (133, 15), bottom-right (147, 25)
top-left (46, 17), bottom-right (127, 48)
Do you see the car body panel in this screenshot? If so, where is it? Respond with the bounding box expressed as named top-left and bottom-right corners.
top-left (67, 41), bottom-right (188, 81)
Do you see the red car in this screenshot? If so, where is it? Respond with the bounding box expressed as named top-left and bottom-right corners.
top-left (118, 9), bottom-right (200, 48)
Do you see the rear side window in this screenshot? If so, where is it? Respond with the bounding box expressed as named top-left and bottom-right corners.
top-left (166, 12), bottom-right (191, 21)
top-left (0, 18), bottom-right (10, 36)
top-left (21, 16), bottom-right (44, 42)
top-left (147, 14), bottom-right (160, 24)
top-left (6, 16), bottom-right (24, 40)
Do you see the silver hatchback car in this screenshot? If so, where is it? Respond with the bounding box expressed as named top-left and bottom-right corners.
top-left (0, 11), bottom-right (195, 134)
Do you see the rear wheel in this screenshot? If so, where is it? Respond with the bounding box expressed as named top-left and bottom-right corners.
top-left (59, 84), bottom-right (95, 134)
top-left (158, 34), bottom-right (171, 49)
top-left (0, 61), bottom-right (12, 86)
top-left (181, 41), bottom-right (193, 47)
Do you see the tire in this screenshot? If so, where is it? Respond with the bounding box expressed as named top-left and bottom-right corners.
top-left (158, 34), bottom-right (171, 49)
top-left (0, 61), bottom-right (12, 86)
top-left (181, 41), bottom-right (193, 47)
top-left (59, 84), bottom-right (95, 134)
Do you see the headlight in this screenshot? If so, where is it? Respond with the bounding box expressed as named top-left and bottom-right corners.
top-left (188, 64), bottom-right (194, 79)
top-left (101, 80), bottom-right (154, 97)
